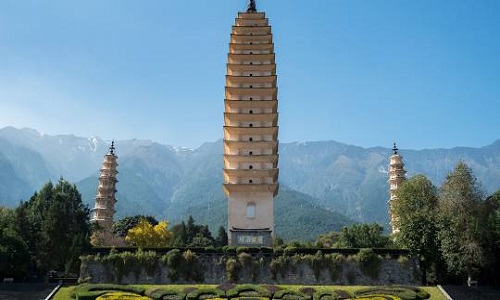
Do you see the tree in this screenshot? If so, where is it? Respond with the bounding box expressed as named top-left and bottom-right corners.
top-left (315, 231), bottom-right (340, 248)
top-left (393, 174), bottom-right (440, 284)
top-left (112, 215), bottom-right (158, 237)
top-left (485, 190), bottom-right (500, 284)
top-left (0, 207), bottom-right (30, 279)
top-left (170, 221), bottom-right (188, 247)
top-left (335, 223), bottom-right (390, 248)
top-left (125, 218), bottom-right (172, 248)
top-left (14, 178), bottom-right (91, 276)
top-left (438, 161), bottom-right (490, 280)
top-left (170, 216), bottom-right (215, 247)
top-left (215, 226), bottom-right (228, 247)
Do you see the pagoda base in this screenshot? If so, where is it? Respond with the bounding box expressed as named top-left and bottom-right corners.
top-left (230, 227), bottom-right (272, 247)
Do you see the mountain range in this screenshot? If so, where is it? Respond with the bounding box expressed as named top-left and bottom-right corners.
top-left (1, 126), bottom-right (499, 241)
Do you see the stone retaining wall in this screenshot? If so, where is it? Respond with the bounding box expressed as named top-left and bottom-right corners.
top-left (80, 251), bottom-right (420, 285)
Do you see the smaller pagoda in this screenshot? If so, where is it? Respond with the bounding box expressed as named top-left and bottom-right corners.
top-left (90, 141), bottom-right (119, 246)
top-left (388, 143), bottom-right (406, 234)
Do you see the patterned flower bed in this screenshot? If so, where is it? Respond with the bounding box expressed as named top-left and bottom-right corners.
top-left (71, 284), bottom-right (432, 300)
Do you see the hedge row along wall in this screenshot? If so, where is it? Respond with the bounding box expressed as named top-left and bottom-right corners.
top-left (79, 248), bottom-right (420, 285)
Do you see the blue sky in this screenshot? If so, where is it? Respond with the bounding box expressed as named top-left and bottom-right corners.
top-left (1, 0), bottom-right (499, 150)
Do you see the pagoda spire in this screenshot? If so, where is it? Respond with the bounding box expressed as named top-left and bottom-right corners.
top-left (392, 142), bottom-right (399, 155)
top-left (108, 140), bottom-right (115, 155)
top-left (247, 0), bottom-right (257, 12)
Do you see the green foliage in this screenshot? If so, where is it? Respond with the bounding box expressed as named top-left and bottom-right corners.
top-left (7, 178), bottom-right (91, 278)
top-left (161, 249), bottom-right (204, 282)
top-left (182, 249), bottom-right (204, 282)
top-left (95, 292), bottom-right (150, 300)
top-left (146, 288), bottom-right (187, 300)
top-left (225, 257), bottom-right (240, 283)
top-left (335, 223), bottom-right (390, 248)
top-left (274, 187), bottom-right (355, 241)
top-left (74, 283), bottom-right (145, 300)
top-left (0, 207), bottom-right (30, 279)
top-left (354, 286), bottom-right (430, 300)
top-left (226, 284), bottom-right (271, 298)
top-left (162, 249), bottom-right (183, 281)
top-left (394, 174), bottom-right (439, 284)
top-left (112, 215), bottom-right (159, 237)
top-left (354, 248), bottom-right (382, 279)
top-left (170, 216), bottom-right (215, 247)
top-left (325, 253), bottom-right (345, 281)
top-left (312, 290), bottom-right (338, 300)
top-left (273, 289), bottom-right (311, 300)
top-left (303, 251), bottom-right (326, 281)
top-left (438, 161), bottom-right (490, 277)
top-left (186, 287), bottom-right (225, 300)
top-left (215, 226), bottom-right (229, 247)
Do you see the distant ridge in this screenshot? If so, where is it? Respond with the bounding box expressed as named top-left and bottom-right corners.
top-left (1, 126), bottom-right (499, 239)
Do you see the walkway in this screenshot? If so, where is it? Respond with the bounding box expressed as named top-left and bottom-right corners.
top-left (443, 285), bottom-right (500, 300)
top-left (0, 283), bottom-right (57, 300)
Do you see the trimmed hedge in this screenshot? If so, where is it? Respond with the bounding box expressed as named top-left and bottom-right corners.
top-left (186, 287), bottom-right (226, 300)
top-left (226, 284), bottom-right (271, 298)
top-left (354, 286), bottom-right (430, 300)
top-left (95, 292), bottom-right (150, 300)
top-left (73, 284), bottom-right (146, 300)
top-left (273, 289), bottom-right (312, 300)
top-left (146, 288), bottom-right (187, 300)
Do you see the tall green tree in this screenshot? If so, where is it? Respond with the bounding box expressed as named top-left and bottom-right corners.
top-left (215, 226), bottom-right (228, 247)
top-left (335, 223), bottom-right (390, 248)
top-left (438, 161), bottom-right (490, 280)
top-left (485, 190), bottom-right (500, 284)
top-left (394, 174), bottom-right (440, 284)
top-left (0, 207), bottom-right (30, 279)
top-left (18, 178), bottom-right (91, 276)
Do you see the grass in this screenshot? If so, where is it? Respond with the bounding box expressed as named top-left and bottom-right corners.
top-left (52, 285), bottom-right (448, 300)
top-left (420, 287), bottom-right (448, 300)
top-left (52, 286), bottom-right (75, 300)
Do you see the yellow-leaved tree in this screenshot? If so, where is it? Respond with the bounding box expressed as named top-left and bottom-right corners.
top-left (125, 219), bottom-right (172, 248)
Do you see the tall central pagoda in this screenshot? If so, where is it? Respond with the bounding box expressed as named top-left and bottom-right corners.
top-left (223, 0), bottom-right (279, 247)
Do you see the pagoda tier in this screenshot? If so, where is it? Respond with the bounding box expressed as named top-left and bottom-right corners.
top-left (90, 142), bottom-right (118, 231)
top-left (388, 143), bottom-right (406, 234)
top-left (223, 3), bottom-right (279, 247)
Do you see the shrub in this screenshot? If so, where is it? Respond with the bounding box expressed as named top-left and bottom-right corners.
top-left (146, 288), bottom-right (187, 300)
top-left (325, 253), bottom-right (344, 281)
top-left (226, 284), bottom-right (271, 298)
top-left (312, 290), bottom-right (338, 300)
top-left (274, 289), bottom-right (311, 300)
top-left (182, 250), bottom-right (204, 282)
top-left (95, 292), bottom-right (150, 300)
top-left (270, 255), bottom-right (292, 280)
top-left (74, 284), bottom-right (145, 300)
top-left (355, 248), bottom-right (382, 280)
top-left (136, 249), bottom-right (158, 276)
top-left (354, 286), bottom-right (430, 300)
top-left (236, 246), bottom-right (250, 254)
top-left (162, 249), bottom-right (183, 282)
top-left (303, 250), bottom-right (327, 281)
top-left (238, 252), bottom-right (253, 267)
top-left (186, 287), bottom-right (225, 300)
top-left (226, 257), bottom-right (240, 283)
top-left (283, 246), bottom-right (298, 256)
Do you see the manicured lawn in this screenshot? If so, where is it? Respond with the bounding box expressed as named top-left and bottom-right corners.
top-left (52, 284), bottom-right (448, 300)
top-left (52, 286), bottom-right (75, 300)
